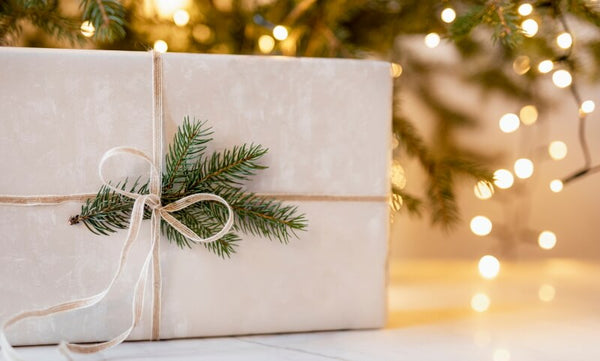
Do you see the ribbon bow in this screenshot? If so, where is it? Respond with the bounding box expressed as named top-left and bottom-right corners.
top-left (0, 51), bottom-right (233, 361)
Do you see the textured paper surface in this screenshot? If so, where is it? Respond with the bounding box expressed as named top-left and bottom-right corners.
top-left (0, 47), bottom-right (391, 346)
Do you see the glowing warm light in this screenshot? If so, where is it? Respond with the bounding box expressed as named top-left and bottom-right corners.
top-left (581, 100), bottom-right (595, 114)
top-left (548, 140), bottom-right (568, 160)
top-left (470, 216), bottom-right (492, 236)
top-left (424, 32), bottom-right (441, 48)
top-left (173, 9), bottom-right (190, 26)
top-left (552, 69), bottom-right (572, 88)
top-left (390, 63), bottom-right (403, 78)
top-left (512, 55), bottom-right (530, 75)
top-left (537, 59), bottom-right (553, 73)
top-left (538, 284), bottom-right (556, 302)
top-left (550, 179), bottom-right (563, 193)
top-left (258, 35), bottom-right (275, 53)
top-left (493, 348), bottom-right (511, 361)
top-left (441, 8), bottom-right (456, 23)
top-left (538, 231), bottom-right (557, 250)
top-left (518, 3), bottom-right (533, 16)
top-left (153, 40), bottom-right (168, 53)
top-left (154, 0), bottom-right (189, 18)
top-left (80, 21), bottom-right (95, 37)
top-left (556, 32), bottom-right (573, 49)
top-left (521, 19), bottom-right (538, 37)
top-left (272, 25), bottom-right (288, 40)
top-left (193, 24), bottom-right (213, 43)
top-left (478, 255), bottom-right (500, 279)
top-left (519, 105), bottom-right (538, 125)
top-left (391, 161), bottom-right (407, 189)
top-left (494, 169), bottom-right (514, 189)
top-left (471, 293), bottom-right (491, 312)
top-left (474, 180), bottom-right (494, 200)
top-left (499, 113), bottom-right (520, 133)
top-left (514, 158), bottom-right (534, 179)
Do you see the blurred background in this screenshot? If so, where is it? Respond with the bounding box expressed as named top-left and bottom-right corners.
top-left (2, 0), bottom-right (599, 264)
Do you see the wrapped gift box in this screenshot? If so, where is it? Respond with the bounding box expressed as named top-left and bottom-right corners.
top-left (0, 47), bottom-right (391, 346)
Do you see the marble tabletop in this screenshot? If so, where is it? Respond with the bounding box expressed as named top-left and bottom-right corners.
top-left (3, 259), bottom-right (599, 360)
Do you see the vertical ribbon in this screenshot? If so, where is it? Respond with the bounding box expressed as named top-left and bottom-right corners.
top-left (0, 51), bottom-right (234, 361)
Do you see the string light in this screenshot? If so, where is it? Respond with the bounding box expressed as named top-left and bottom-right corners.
top-left (424, 32), bottom-right (441, 48)
top-left (441, 8), bottom-right (456, 23)
top-left (493, 349), bottom-right (511, 361)
top-left (258, 35), bottom-right (275, 53)
top-left (494, 169), bottom-right (514, 189)
top-left (80, 21), bottom-right (95, 37)
top-left (470, 293), bottom-right (491, 312)
top-left (173, 9), bottom-right (190, 26)
top-left (478, 255), bottom-right (500, 279)
top-left (518, 3), bottom-right (533, 16)
top-left (272, 25), bottom-right (288, 40)
top-left (512, 55), bottom-right (530, 75)
top-left (556, 32), bottom-right (573, 49)
top-left (550, 179), bottom-right (563, 193)
top-left (153, 40), bottom-right (168, 53)
top-left (537, 59), bottom-right (553, 73)
top-left (538, 231), bottom-right (557, 250)
top-left (470, 216), bottom-right (492, 236)
top-left (519, 105), bottom-right (538, 125)
top-left (521, 19), bottom-right (538, 37)
top-left (548, 140), bottom-right (568, 160)
top-left (581, 100), bottom-right (595, 114)
top-left (538, 284), bottom-right (556, 302)
top-left (552, 69), bottom-right (572, 88)
top-left (514, 158), bottom-right (534, 179)
top-left (474, 180), bottom-right (494, 200)
top-left (391, 161), bottom-right (407, 189)
top-left (499, 113), bottom-right (520, 133)
top-left (390, 63), bottom-right (403, 78)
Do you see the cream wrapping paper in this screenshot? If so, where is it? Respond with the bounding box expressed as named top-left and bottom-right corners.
top-left (0, 47), bottom-right (392, 346)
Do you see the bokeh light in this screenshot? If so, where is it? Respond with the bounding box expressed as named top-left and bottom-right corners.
top-left (474, 180), bottom-right (494, 200)
top-left (173, 9), bottom-right (190, 26)
top-left (494, 169), bottom-right (514, 189)
top-left (470, 216), bottom-right (492, 236)
top-left (441, 8), bottom-right (456, 23)
top-left (550, 179), bottom-right (563, 193)
top-left (258, 35), bottom-right (275, 53)
top-left (518, 3), bottom-right (533, 16)
top-left (514, 158), bottom-right (534, 179)
top-left (538, 284), bottom-right (556, 302)
top-left (537, 60), bottom-right (553, 73)
top-left (499, 113), bottom-right (520, 133)
top-left (556, 32), bottom-right (573, 49)
top-left (552, 69), bottom-right (572, 88)
top-left (581, 100), bottom-right (595, 114)
top-left (521, 19), bottom-right (538, 37)
top-left (80, 21), bottom-right (95, 37)
top-left (273, 25), bottom-right (288, 40)
top-left (424, 32), bottom-right (441, 48)
top-left (478, 255), bottom-right (500, 279)
top-left (548, 141), bottom-right (568, 160)
top-left (519, 105), bottom-right (538, 125)
top-left (153, 40), bottom-right (168, 53)
top-left (538, 231), bottom-right (557, 250)
top-left (471, 293), bottom-right (491, 312)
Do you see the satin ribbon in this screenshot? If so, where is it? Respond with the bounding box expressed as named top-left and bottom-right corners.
top-left (0, 51), bottom-right (234, 360)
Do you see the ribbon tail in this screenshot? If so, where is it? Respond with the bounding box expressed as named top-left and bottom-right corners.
top-left (151, 212), bottom-right (162, 341)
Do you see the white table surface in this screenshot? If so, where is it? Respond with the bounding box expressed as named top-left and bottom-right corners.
top-left (3, 259), bottom-right (599, 360)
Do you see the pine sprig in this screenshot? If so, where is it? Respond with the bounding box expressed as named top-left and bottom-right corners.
top-left (184, 143), bottom-right (268, 192)
top-left (71, 178), bottom-right (149, 235)
top-left (71, 118), bottom-right (307, 258)
top-left (163, 117), bottom-right (212, 193)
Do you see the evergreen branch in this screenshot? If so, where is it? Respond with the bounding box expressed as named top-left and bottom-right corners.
top-left (70, 118), bottom-right (307, 258)
top-left (80, 0), bottom-right (126, 42)
top-left (184, 143), bottom-right (268, 191)
top-left (184, 187), bottom-right (307, 244)
top-left (72, 178), bottom-right (150, 235)
top-left (163, 117), bottom-right (212, 193)
top-left (427, 164), bottom-right (459, 229)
